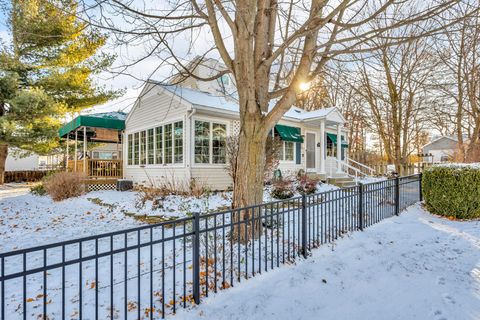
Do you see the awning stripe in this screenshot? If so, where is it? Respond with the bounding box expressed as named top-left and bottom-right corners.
top-left (275, 125), bottom-right (303, 143)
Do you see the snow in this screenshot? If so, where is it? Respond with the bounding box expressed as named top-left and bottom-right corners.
top-left (83, 111), bottom-right (128, 120)
top-left (176, 204), bottom-right (480, 320)
top-left (159, 84), bottom-right (337, 121)
top-left (0, 182), bottom-right (334, 252)
top-left (355, 176), bottom-right (387, 184)
top-left (433, 162), bottom-right (480, 169)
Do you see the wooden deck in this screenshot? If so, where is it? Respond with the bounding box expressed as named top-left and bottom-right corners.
top-left (67, 159), bottom-right (123, 178)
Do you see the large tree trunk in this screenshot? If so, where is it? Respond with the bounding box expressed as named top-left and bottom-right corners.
top-left (0, 144), bottom-right (8, 184)
top-left (232, 112), bottom-right (267, 242)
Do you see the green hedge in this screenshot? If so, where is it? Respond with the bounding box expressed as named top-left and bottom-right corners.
top-left (422, 165), bottom-right (480, 219)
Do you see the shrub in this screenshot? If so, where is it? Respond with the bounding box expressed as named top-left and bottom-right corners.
top-left (422, 164), bottom-right (480, 219)
top-left (43, 172), bottom-right (86, 201)
top-left (271, 179), bottom-right (294, 199)
top-left (30, 183), bottom-right (46, 196)
top-left (296, 175), bottom-right (319, 195)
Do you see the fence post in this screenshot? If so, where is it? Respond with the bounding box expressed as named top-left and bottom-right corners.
top-left (419, 173), bottom-right (423, 202)
top-left (192, 211), bottom-right (201, 304)
top-left (395, 176), bottom-right (400, 216)
top-left (301, 193), bottom-right (308, 258)
top-left (358, 183), bottom-right (364, 231)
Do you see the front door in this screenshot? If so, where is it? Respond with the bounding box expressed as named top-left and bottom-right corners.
top-left (306, 132), bottom-right (316, 172)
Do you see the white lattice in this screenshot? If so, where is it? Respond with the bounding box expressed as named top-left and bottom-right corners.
top-left (232, 120), bottom-right (240, 136)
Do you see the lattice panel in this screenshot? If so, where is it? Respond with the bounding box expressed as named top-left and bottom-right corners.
top-left (87, 183), bottom-right (116, 192)
top-left (232, 120), bottom-right (240, 136)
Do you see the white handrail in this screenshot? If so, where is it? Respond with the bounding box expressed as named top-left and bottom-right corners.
top-left (333, 158), bottom-right (369, 178)
top-left (346, 158), bottom-right (376, 175)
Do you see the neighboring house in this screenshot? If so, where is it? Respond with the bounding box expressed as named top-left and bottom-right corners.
top-left (123, 80), bottom-right (354, 190)
top-left (422, 136), bottom-right (460, 162)
top-left (5, 149), bottom-right (41, 171)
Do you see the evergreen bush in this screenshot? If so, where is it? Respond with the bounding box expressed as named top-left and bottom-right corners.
top-left (422, 164), bottom-right (480, 219)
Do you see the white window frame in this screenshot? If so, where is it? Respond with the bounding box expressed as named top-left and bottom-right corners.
top-left (270, 127), bottom-right (297, 163)
top-left (125, 117), bottom-right (185, 168)
top-left (192, 117), bottom-right (229, 167)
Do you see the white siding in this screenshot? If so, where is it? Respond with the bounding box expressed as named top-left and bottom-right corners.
top-left (124, 85), bottom-right (190, 186)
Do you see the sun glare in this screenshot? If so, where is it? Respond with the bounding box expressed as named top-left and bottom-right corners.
top-left (299, 81), bottom-right (311, 91)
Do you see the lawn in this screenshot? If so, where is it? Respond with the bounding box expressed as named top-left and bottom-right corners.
top-left (176, 204), bottom-right (480, 320)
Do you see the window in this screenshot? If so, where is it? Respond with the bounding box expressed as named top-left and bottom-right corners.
top-left (134, 132), bottom-right (139, 165)
top-left (277, 141), bottom-right (295, 161)
top-left (194, 120), bottom-right (227, 164)
top-left (147, 128), bottom-right (154, 164)
top-left (164, 123), bottom-right (173, 164)
top-left (155, 126), bottom-right (163, 164)
top-left (195, 121), bottom-right (210, 164)
top-left (174, 121), bottom-right (183, 163)
top-left (140, 131), bottom-right (146, 165)
top-left (220, 74), bottom-right (230, 86)
top-left (127, 134), bottom-right (133, 165)
top-left (284, 141), bottom-right (294, 161)
top-left (327, 136), bottom-right (336, 157)
top-left (212, 123), bottom-right (226, 163)
top-left (129, 120), bottom-right (183, 166)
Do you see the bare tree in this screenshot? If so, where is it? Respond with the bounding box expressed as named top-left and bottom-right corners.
top-left (434, 7), bottom-right (480, 161)
top-left (323, 64), bottom-right (369, 158)
top-left (70, 0), bottom-right (478, 240)
top-left (351, 14), bottom-right (441, 174)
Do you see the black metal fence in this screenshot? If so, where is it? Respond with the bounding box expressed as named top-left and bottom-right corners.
top-left (0, 174), bottom-right (422, 319)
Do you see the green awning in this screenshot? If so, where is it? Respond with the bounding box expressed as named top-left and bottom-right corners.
top-left (275, 125), bottom-right (303, 143)
top-left (59, 112), bottom-right (127, 138)
top-left (327, 133), bottom-right (349, 147)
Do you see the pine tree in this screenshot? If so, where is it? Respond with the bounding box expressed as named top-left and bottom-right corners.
top-left (0, 0), bottom-right (118, 183)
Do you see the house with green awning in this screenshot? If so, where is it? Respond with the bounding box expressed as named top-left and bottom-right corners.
top-left (119, 80), bottom-right (372, 190)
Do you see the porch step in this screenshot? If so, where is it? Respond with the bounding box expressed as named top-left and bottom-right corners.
top-left (306, 173), bottom-right (327, 181)
top-left (327, 176), bottom-right (357, 188)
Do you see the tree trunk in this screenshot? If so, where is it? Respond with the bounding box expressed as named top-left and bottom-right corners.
top-left (0, 144), bottom-right (8, 184)
top-left (232, 112), bottom-right (267, 243)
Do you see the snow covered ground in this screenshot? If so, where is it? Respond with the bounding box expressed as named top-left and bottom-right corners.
top-left (176, 204), bottom-right (480, 320)
top-left (0, 182), bottom-right (337, 252)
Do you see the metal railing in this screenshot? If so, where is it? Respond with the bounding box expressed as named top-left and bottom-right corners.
top-left (0, 174), bottom-right (422, 319)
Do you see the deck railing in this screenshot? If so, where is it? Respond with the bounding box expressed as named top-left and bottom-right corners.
top-left (67, 159), bottom-right (123, 178)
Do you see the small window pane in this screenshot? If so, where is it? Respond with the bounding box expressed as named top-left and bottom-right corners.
top-left (127, 134), bottom-right (133, 165)
top-left (134, 132), bottom-right (139, 165)
top-left (285, 141), bottom-right (294, 161)
top-left (140, 131), bottom-right (146, 165)
top-left (164, 124), bottom-right (173, 164)
top-left (155, 126), bottom-right (163, 164)
top-left (212, 123), bottom-right (226, 164)
top-left (195, 121), bottom-right (210, 164)
top-left (147, 128), bottom-right (154, 164)
top-left (174, 121), bottom-right (183, 163)
top-left (279, 141), bottom-right (284, 160)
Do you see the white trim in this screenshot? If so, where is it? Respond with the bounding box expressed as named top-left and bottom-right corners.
top-left (305, 130), bottom-right (317, 173)
top-left (125, 118), bottom-right (186, 169)
top-left (191, 116), bottom-right (230, 167)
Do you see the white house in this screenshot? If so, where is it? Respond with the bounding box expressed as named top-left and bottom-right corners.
top-left (122, 79), bottom-right (371, 190)
top-left (422, 135), bottom-right (461, 163)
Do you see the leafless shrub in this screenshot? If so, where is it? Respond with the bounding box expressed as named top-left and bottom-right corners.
top-left (43, 172), bottom-right (86, 201)
top-left (226, 135), bottom-right (282, 183)
top-left (135, 174), bottom-right (211, 209)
